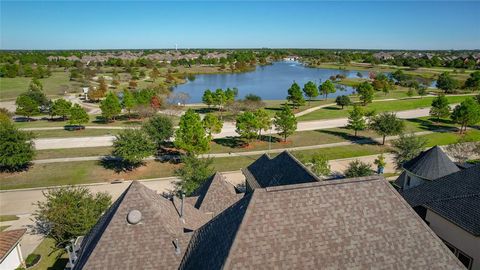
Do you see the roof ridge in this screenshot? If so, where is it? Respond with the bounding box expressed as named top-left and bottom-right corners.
top-left (279, 151), bottom-right (321, 181)
top-left (264, 175), bottom-right (383, 193)
top-left (426, 193), bottom-right (480, 203)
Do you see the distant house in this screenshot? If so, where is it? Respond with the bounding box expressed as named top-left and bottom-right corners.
top-left (373, 52), bottom-right (394, 60)
top-left (394, 146), bottom-right (460, 190)
top-left (242, 151), bottom-right (320, 192)
top-left (400, 164), bottom-right (480, 270)
top-left (0, 229), bottom-right (26, 270)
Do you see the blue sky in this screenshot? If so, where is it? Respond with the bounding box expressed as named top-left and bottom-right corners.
top-left (1, 1), bottom-right (479, 50)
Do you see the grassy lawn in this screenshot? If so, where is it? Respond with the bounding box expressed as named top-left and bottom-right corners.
top-left (28, 238), bottom-right (68, 270)
top-left (0, 215), bottom-right (19, 222)
top-left (35, 147), bottom-right (113, 160)
top-left (0, 72), bottom-right (81, 101)
top-left (0, 226), bottom-right (10, 231)
top-left (14, 114), bottom-right (144, 129)
top-left (33, 129), bottom-right (120, 138)
top-left (421, 129), bottom-right (480, 147)
top-left (298, 95), bottom-right (472, 121)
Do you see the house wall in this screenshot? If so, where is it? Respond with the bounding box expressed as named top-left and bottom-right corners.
top-left (0, 245), bottom-right (22, 270)
top-left (426, 210), bottom-right (480, 270)
top-left (401, 171), bottom-right (426, 190)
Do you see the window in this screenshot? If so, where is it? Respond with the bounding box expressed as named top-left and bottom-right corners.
top-left (406, 175), bottom-right (411, 187)
top-left (442, 240), bottom-right (473, 270)
top-left (457, 251), bottom-right (473, 269)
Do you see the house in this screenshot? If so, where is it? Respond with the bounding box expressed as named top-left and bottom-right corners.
top-left (394, 146), bottom-right (460, 190)
top-left (242, 151), bottom-right (319, 192)
top-left (72, 181), bottom-right (210, 270)
top-left (400, 164), bottom-right (480, 270)
top-left (0, 229), bottom-right (26, 270)
top-left (180, 176), bottom-right (463, 269)
top-left (71, 152), bottom-right (466, 269)
top-left (373, 52), bottom-right (394, 60)
top-left (186, 172), bottom-right (243, 217)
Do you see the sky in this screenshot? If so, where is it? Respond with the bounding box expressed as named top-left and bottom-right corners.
top-left (1, 1), bottom-right (479, 50)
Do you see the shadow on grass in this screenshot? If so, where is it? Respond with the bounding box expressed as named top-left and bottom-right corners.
top-left (322, 106), bottom-right (342, 111)
top-left (406, 117), bottom-right (457, 131)
top-left (214, 136), bottom-right (247, 149)
top-left (315, 129), bottom-right (378, 145)
top-left (99, 156), bottom-right (143, 173)
top-left (48, 258), bottom-right (68, 270)
top-left (193, 107), bottom-right (219, 114)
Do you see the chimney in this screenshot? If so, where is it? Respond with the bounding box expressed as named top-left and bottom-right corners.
top-left (180, 193), bottom-right (185, 224)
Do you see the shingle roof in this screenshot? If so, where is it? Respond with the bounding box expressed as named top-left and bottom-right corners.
top-left (242, 151), bottom-right (319, 190)
top-left (180, 176), bottom-right (463, 269)
top-left (400, 164), bottom-right (480, 235)
top-left (0, 229), bottom-right (26, 262)
top-left (73, 181), bottom-right (211, 270)
top-left (188, 172), bottom-right (243, 216)
top-left (402, 146), bottom-right (460, 180)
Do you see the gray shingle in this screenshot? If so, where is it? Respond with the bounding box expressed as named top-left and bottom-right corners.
top-left (402, 146), bottom-right (460, 180)
top-left (180, 176), bottom-right (463, 269)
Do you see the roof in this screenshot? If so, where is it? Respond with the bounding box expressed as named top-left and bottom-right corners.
top-left (0, 229), bottom-right (26, 262)
top-left (402, 146), bottom-right (460, 180)
top-left (400, 164), bottom-right (480, 235)
top-left (188, 172), bottom-right (243, 216)
top-left (73, 181), bottom-right (211, 270)
top-left (180, 176), bottom-right (463, 269)
top-left (242, 151), bottom-right (319, 190)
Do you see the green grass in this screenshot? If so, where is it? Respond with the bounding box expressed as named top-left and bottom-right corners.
top-left (0, 226), bottom-right (10, 231)
top-left (35, 147), bottom-right (113, 160)
top-left (0, 72), bottom-right (81, 100)
top-left (29, 238), bottom-right (68, 270)
top-left (298, 95), bottom-right (472, 121)
top-left (422, 129), bottom-right (480, 147)
top-left (14, 115), bottom-right (144, 129)
top-left (0, 215), bottom-right (19, 222)
top-left (33, 129), bottom-right (120, 138)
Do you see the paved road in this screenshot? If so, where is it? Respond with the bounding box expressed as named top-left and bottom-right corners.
top-left (33, 107), bottom-right (437, 150)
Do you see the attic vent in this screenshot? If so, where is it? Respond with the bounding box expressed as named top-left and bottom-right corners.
top-left (127, 210), bottom-right (142, 225)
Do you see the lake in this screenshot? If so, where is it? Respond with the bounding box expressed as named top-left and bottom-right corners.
top-left (174, 61), bottom-right (371, 103)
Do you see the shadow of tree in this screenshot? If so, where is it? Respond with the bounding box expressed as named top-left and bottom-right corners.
top-left (258, 134), bottom-right (281, 143)
top-left (406, 117), bottom-right (456, 131)
top-left (213, 137), bottom-right (247, 149)
top-left (99, 156), bottom-right (142, 173)
top-left (315, 129), bottom-right (378, 145)
top-left (322, 106), bottom-right (342, 111)
top-left (193, 107), bottom-right (218, 114)
top-left (48, 258), bottom-right (68, 270)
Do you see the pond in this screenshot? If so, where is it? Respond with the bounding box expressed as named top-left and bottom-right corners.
top-left (173, 61), bottom-right (372, 103)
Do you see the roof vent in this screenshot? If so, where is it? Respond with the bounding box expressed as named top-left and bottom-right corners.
top-left (127, 210), bottom-right (142, 225)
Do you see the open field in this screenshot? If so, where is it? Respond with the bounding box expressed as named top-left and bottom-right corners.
top-left (298, 95), bottom-right (473, 121)
top-left (35, 147), bottom-right (113, 160)
top-left (0, 71), bottom-right (81, 100)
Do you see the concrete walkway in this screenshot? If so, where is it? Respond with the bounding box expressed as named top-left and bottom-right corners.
top-left (32, 130), bottom-right (437, 164)
top-left (32, 106), bottom-right (440, 150)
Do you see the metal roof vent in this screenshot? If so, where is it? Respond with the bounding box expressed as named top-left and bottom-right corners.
top-left (127, 209), bottom-right (142, 225)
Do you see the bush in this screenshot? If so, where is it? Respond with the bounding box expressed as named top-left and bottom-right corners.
top-left (25, 253), bottom-right (41, 268)
top-left (344, 160), bottom-right (374, 178)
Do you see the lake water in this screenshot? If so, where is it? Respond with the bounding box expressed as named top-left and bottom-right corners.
top-left (174, 61), bottom-right (371, 103)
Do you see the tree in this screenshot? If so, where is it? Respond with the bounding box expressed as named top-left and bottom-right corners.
top-left (436, 72), bottom-right (458, 93)
top-left (174, 155), bottom-right (214, 196)
top-left (374, 154), bottom-right (387, 174)
top-left (213, 88), bottom-right (227, 110)
top-left (98, 76), bottom-right (108, 94)
top-left (335, 95), bottom-right (351, 109)
top-left (150, 95), bottom-right (162, 111)
top-left (429, 95), bottom-right (450, 122)
top-left (15, 94), bottom-right (39, 120)
top-left (451, 98), bottom-right (480, 133)
top-left (129, 80), bottom-right (138, 89)
top-left (356, 82), bottom-right (375, 105)
top-left (225, 88), bottom-right (238, 104)
top-left (254, 109), bottom-right (271, 137)
top-left (344, 160), bottom-right (374, 177)
top-left (417, 85), bottom-right (428, 97)
top-left (112, 129), bottom-right (156, 166)
top-left (464, 71), bottom-right (480, 91)
top-left (122, 89), bottom-right (136, 117)
top-left (370, 112), bottom-right (405, 145)
top-left (202, 89), bottom-right (214, 108)
top-left (29, 78), bottom-right (43, 92)
top-left (142, 115), bottom-right (174, 147)
top-left (68, 104), bottom-right (89, 126)
top-left (0, 122), bottom-right (35, 172)
top-left (87, 86), bottom-right (105, 101)
top-left (273, 105), bottom-right (297, 142)
top-left (51, 98), bottom-right (72, 121)
top-left (391, 133), bottom-right (428, 169)
top-left (202, 113), bottom-right (223, 138)
top-left (175, 109), bottom-right (210, 154)
top-left (33, 186), bottom-right (111, 246)
top-left (287, 82), bottom-right (305, 108)
top-left (346, 105), bottom-right (366, 137)
top-left (307, 153), bottom-right (330, 179)
top-left (149, 67), bottom-right (160, 81)
top-left (303, 81), bottom-right (319, 105)
top-left (100, 92), bottom-right (122, 122)
top-left (319, 80), bottom-right (336, 99)
top-left (235, 112), bottom-right (259, 143)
